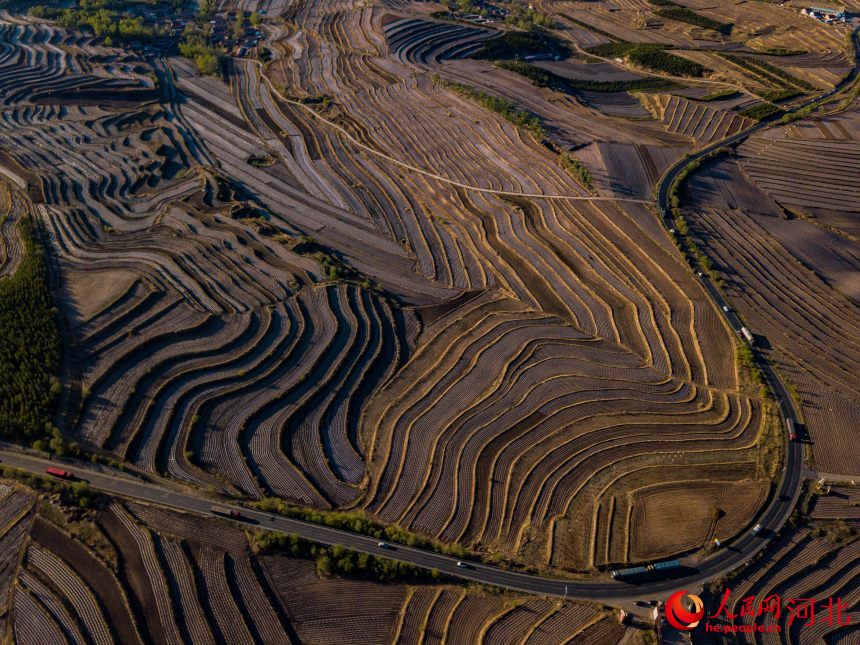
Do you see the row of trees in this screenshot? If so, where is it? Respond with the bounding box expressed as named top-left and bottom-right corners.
top-left (252, 497), bottom-right (469, 558)
top-left (436, 76), bottom-right (546, 138)
top-left (256, 532), bottom-right (443, 582)
top-left (588, 42), bottom-right (709, 78)
top-left (496, 59), bottom-right (681, 93)
top-left (0, 218), bottom-right (62, 442)
top-left (648, 0), bottom-right (731, 33)
top-left (28, 5), bottom-right (166, 43)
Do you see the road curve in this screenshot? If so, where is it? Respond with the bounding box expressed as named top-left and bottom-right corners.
top-left (3, 29), bottom-right (856, 606)
top-left (0, 446), bottom-right (801, 601)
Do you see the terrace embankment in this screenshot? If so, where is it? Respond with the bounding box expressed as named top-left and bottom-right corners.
top-left (682, 111), bottom-right (860, 476)
top-left (0, 483), bottom-right (632, 644)
top-left (0, 0), bottom-right (779, 579)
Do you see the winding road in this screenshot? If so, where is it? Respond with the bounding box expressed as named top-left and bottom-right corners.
top-left (4, 26), bottom-right (857, 608)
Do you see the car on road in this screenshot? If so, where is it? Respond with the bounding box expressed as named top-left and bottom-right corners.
top-left (456, 561), bottom-right (470, 568)
top-left (634, 600), bottom-right (649, 607)
top-left (378, 541), bottom-right (390, 549)
top-left (697, 271), bottom-right (704, 277)
top-left (723, 305), bottom-right (730, 313)
top-left (751, 523), bottom-right (763, 536)
top-left (45, 467), bottom-right (73, 479)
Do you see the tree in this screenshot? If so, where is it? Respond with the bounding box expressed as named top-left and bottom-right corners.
top-left (249, 11), bottom-right (260, 26)
top-left (198, 0), bottom-right (215, 19)
top-left (233, 13), bottom-right (245, 39)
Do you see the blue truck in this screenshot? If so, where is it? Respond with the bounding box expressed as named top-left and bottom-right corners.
top-left (612, 559), bottom-right (681, 579)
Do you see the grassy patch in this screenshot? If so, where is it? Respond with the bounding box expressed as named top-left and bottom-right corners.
top-left (587, 42), bottom-right (708, 78)
top-left (436, 76), bottom-right (546, 139)
top-left (739, 102), bottom-right (784, 121)
top-left (697, 89), bottom-right (738, 101)
top-left (472, 29), bottom-right (569, 61)
top-left (496, 59), bottom-right (682, 92)
top-left (0, 218), bottom-right (62, 442)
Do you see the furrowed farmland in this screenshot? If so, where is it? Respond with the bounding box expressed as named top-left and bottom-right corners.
top-left (0, 483), bottom-right (631, 644)
top-left (693, 482), bottom-right (860, 644)
top-left (682, 107), bottom-right (860, 476)
top-left (0, 0), bottom-right (857, 634)
top-left (0, 0), bottom-right (794, 577)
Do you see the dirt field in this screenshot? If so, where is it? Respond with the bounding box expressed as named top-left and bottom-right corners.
top-left (693, 484), bottom-right (860, 643)
top-left (0, 485), bottom-right (628, 645)
top-left (630, 479), bottom-right (769, 560)
top-left (684, 115), bottom-right (860, 475)
top-left (0, 0), bottom-right (799, 579)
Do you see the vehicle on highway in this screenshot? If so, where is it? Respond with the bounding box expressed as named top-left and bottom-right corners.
top-left (456, 561), bottom-right (470, 568)
top-left (741, 327), bottom-right (755, 345)
top-left (611, 559), bottom-right (680, 580)
top-left (612, 565), bottom-right (648, 579)
top-left (210, 505), bottom-right (242, 519)
top-left (723, 305), bottom-right (730, 313)
top-left (697, 271), bottom-right (704, 277)
top-left (787, 418), bottom-right (797, 441)
top-left (751, 523), bottom-right (763, 536)
top-left (377, 541), bottom-right (390, 549)
top-left (635, 600), bottom-right (648, 607)
top-left (45, 467), bottom-right (73, 479)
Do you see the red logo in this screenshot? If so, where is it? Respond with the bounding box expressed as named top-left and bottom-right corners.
top-left (666, 590), bottom-right (705, 630)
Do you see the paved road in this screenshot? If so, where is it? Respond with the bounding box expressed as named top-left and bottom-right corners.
top-left (657, 24), bottom-right (860, 215)
top-left (4, 29), bottom-right (855, 606)
top-left (0, 441), bottom-right (804, 603)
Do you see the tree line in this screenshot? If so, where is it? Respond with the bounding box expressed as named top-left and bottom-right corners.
top-left (0, 217), bottom-right (62, 443)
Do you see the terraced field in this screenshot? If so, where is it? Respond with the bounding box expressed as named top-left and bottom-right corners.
top-left (0, 485), bottom-right (629, 645)
top-left (683, 110), bottom-right (860, 476)
top-left (0, 0), bottom-right (784, 581)
top-left (693, 487), bottom-right (860, 644)
top-left (639, 93), bottom-right (754, 144)
top-left (262, 553), bottom-right (623, 644)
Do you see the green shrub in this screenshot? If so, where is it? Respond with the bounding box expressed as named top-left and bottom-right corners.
top-left (559, 152), bottom-right (593, 192)
top-left (256, 530), bottom-right (445, 583)
top-left (252, 498), bottom-right (470, 558)
top-left (698, 89), bottom-right (737, 101)
top-left (180, 35), bottom-right (222, 76)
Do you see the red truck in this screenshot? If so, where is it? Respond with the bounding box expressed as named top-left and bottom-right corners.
top-left (45, 467), bottom-right (72, 479)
